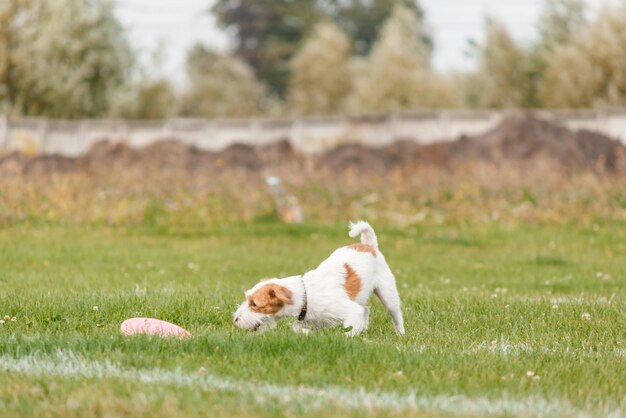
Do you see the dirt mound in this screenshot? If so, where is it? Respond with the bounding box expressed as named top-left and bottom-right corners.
top-left (315, 140), bottom-right (450, 172)
top-left (316, 143), bottom-right (394, 172)
top-left (447, 114), bottom-right (626, 171)
top-left (0, 152), bottom-right (80, 175)
top-left (1, 114), bottom-right (624, 176)
top-left (82, 140), bottom-right (140, 170)
top-left (315, 114), bottom-right (625, 173)
top-left (216, 144), bottom-right (262, 171)
top-left (141, 140), bottom-right (215, 172)
top-left (258, 139), bottom-right (299, 164)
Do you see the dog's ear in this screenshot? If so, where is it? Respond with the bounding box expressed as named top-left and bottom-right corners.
top-left (268, 285), bottom-right (293, 305)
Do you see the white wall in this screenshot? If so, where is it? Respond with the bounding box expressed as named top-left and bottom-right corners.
top-left (1, 109), bottom-right (626, 157)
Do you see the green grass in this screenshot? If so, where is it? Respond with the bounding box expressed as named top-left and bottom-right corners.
top-left (0, 222), bottom-right (624, 417)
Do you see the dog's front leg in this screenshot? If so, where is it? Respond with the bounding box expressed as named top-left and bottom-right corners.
top-left (291, 321), bottom-right (312, 335)
top-left (256, 320), bottom-right (277, 333)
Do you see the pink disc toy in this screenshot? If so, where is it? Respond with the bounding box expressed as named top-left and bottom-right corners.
top-left (120, 317), bottom-right (191, 339)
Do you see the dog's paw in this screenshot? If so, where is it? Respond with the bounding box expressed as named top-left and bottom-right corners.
top-left (291, 322), bottom-right (311, 335)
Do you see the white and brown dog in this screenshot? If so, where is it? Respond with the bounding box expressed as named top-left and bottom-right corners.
top-left (233, 221), bottom-right (405, 336)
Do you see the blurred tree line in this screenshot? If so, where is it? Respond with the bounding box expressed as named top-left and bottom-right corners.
top-left (2, 0), bottom-right (626, 119)
top-left (0, 0), bottom-right (130, 118)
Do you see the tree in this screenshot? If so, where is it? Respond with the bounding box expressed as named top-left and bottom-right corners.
top-left (537, 0), bottom-right (587, 50)
top-left (0, 0), bottom-right (36, 115)
top-left (519, 0), bottom-right (587, 108)
top-left (110, 43), bottom-right (176, 120)
top-left (323, 0), bottom-right (430, 55)
top-left (112, 79), bottom-right (175, 120)
top-left (584, 6), bottom-right (626, 106)
top-left (211, 0), bottom-right (429, 97)
top-left (287, 21), bottom-right (352, 115)
top-left (538, 43), bottom-right (599, 108)
top-left (212, 0), bottom-right (321, 97)
top-left (178, 44), bottom-right (265, 118)
top-left (471, 18), bottom-right (530, 108)
top-left (4, 0), bottom-right (132, 118)
top-left (350, 4), bottom-right (457, 112)
top-left (540, 5), bottom-right (626, 108)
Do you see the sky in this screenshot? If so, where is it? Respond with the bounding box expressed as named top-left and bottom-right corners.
top-left (113, 0), bottom-right (610, 85)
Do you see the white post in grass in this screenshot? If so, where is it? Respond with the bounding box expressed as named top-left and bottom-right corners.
top-left (266, 176), bottom-right (303, 223)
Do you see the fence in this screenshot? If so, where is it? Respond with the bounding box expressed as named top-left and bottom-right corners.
top-left (1, 109), bottom-right (626, 156)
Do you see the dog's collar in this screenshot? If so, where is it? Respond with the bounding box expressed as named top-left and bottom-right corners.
top-left (298, 276), bottom-right (307, 321)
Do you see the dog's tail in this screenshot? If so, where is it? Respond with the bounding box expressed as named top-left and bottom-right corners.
top-left (348, 221), bottom-right (378, 248)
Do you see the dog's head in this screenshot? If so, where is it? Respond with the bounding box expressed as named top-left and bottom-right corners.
top-left (233, 280), bottom-right (294, 332)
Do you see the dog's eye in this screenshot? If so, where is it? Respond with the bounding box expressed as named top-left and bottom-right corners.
top-left (248, 300), bottom-right (256, 308)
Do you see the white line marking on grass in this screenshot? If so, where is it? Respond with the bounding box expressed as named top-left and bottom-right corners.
top-left (466, 340), bottom-right (626, 358)
top-left (0, 350), bottom-right (607, 417)
top-left (469, 340), bottom-right (534, 355)
top-left (519, 295), bottom-right (622, 305)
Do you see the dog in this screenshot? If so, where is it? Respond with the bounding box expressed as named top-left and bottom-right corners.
top-left (233, 221), bottom-right (405, 336)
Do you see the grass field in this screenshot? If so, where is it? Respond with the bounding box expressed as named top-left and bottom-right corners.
top-left (0, 221), bottom-right (624, 417)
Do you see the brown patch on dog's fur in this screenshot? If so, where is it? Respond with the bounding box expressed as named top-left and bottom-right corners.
top-left (347, 243), bottom-right (376, 257)
top-left (247, 284), bottom-right (293, 314)
top-left (344, 264), bottom-right (362, 300)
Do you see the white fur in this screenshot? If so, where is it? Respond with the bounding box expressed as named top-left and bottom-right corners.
top-left (233, 221), bottom-right (405, 336)
top-left (348, 220), bottom-right (378, 247)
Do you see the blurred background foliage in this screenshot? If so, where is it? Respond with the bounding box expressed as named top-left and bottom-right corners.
top-left (2, 0), bottom-right (626, 119)
top-left (0, 0), bottom-right (131, 118)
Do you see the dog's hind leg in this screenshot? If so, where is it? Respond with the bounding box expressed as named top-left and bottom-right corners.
top-left (374, 267), bottom-right (405, 336)
top-left (342, 302), bottom-right (369, 337)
